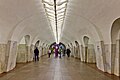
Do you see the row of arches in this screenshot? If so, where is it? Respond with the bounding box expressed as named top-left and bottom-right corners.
top-left (0, 16), bottom-right (119, 77)
top-left (65, 18), bottom-right (120, 76)
top-left (0, 35), bottom-right (49, 73)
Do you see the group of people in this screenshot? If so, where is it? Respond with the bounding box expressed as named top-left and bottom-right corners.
top-left (33, 46), bottom-right (71, 62)
top-left (48, 47), bottom-right (71, 58)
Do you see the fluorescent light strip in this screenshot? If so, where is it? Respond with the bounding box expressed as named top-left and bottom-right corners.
top-left (42, 0), bottom-right (68, 43)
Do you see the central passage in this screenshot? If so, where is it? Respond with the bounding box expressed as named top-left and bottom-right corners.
top-left (0, 55), bottom-right (114, 80)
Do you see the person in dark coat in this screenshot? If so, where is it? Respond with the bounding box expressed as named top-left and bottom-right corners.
top-left (66, 48), bottom-right (71, 57)
top-left (34, 47), bottom-right (39, 61)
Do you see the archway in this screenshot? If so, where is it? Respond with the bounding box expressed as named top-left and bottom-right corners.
top-left (16, 35), bottom-right (30, 63)
top-left (111, 18), bottom-right (120, 76)
top-left (74, 41), bottom-right (80, 59)
top-left (69, 43), bottom-right (74, 57)
top-left (59, 42), bottom-right (66, 50)
top-left (35, 40), bottom-right (40, 48)
top-left (49, 42), bottom-right (56, 49)
top-left (83, 36), bottom-right (89, 62)
top-left (49, 42), bottom-right (66, 57)
top-left (59, 42), bottom-right (66, 56)
top-left (83, 36), bottom-right (96, 63)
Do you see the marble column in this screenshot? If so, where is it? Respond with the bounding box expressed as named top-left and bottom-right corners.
top-left (111, 43), bottom-right (116, 75)
top-left (113, 39), bottom-right (120, 76)
top-left (82, 47), bottom-right (85, 62)
top-left (0, 44), bottom-right (7, 73)
top-left (77, 46), bottom-right (80, 59)
top-left (75, 46), bottom-right (80, 59)
top-left (26, 46), bottom-right (32, 62)
top-left (79, 45), bottom-right (84, 62)
top-left (30, 44), bottom-right (34, 61)
top-left (39, 46), bottom-right (42, 57)
top-left (95, 41), bottom-right (106, 72)
top-left (84, 47), bottom-right (88, 63)
top-left (73, 46), bottom-right (76, 58)
top-left (70, 47), bottom-right (74, 57)
top-left (87, 44), bottom-right (96, 63)
top-left (16, 44), bottom-right (27, 63)
top-left (5, 40), bottom-right (17, 72)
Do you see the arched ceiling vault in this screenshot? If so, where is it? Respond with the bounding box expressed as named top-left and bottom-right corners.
top-left (64, 0), bottom-right (120, 44)
top-left (0, 0), bottom-right (120, 44)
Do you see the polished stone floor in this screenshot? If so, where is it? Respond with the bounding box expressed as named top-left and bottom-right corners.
top-left (0, 55), bottom-right (119, 80)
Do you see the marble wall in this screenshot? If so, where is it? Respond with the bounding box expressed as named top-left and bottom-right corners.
top-left (91, 40), bottom-right (120, 76)
top-left (39, 46), bottom-right (42, 57)
top-left (113, 40), bottom-right (120, 76)
top-left (79, 44), bottom-right (96, 63)
top-left (38, 47), bottom-right (48, 57)
top-left (6, 41), bottom-right (17, 72)
top-left (95, 41), bottom-right (105, 72)
top-left (87, 44), bottom-right (96, 63)
top-left (17, 44), bottom-right (34, 63)
top-left (71, 47), bottom-right (74, 57)
top-left (43, 47), bottom-right (47, 55)
top-left (73, 46), bottom-right (76, 57)
top-left (16, 44), bottom-right (27, 63)
top-left (30, 44), bottom-right (34, 61)
top-left (0, 44), bottom-right (7, 73)
top-left (0, 40), bottom-right (119, 77)
top-left (104, 44), bottom-right (111, 73)
top-left (111, 44), bottom-right (116, 74)
top-left (79, 45), bottom-right (84, 61)
top-left (26, 46), bottom-right (32, 62)
top-left (74, 46), bottom-right (79, 58)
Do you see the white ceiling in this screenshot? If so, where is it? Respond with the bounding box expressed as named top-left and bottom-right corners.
top-left (0, 0), bottom-right (120, 45)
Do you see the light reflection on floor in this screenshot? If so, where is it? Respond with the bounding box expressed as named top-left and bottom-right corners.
top-left (0, 55), bottom-right (119, 80)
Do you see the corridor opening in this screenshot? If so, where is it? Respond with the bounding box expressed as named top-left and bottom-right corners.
top-left (49, 42), bottom-right (66, 58)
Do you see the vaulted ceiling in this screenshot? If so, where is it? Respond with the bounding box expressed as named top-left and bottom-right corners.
top-left (0, 0), bottom-right (120, 45)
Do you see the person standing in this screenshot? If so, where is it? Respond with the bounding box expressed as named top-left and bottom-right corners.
top-left (34, 47), bottom-right (39, 62)
top-left (48, 49), bottom-right (51, 58)
top-left (59, 47), bottom-right (62, 58)
top-left (66, 48), bottom-right (71, 57)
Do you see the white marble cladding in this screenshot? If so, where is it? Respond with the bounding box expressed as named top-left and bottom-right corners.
top-left (104, 44), bottom-right (111, 73)
top-left (17, 44), bottom-right (34, 63)
top-left (82, 47), bottom-right (85, 61)
top-left (0, 44), bottom-right (7, 73)
top-left (6, 40), bottom-right (17, 72)
top-left (30, 44), bottom-right (34, 61)
top-left (38, 46), bottom-right (41, 57)
top-left (41, 47), bottom-right (47, 56)
top-left (0, 40), bottom-right (119, 77)
top-left (74, 46), bottom-right (78, 58)
top-left (70, 47), bottom-right (74, 57)
top-left (17, 44), bottom-right (28, 63)
top-left (111, 44), bottom-right (116, 74)
top-left (79, 45), bottom-right (84, 61)
top-left (87, 44), bottom-right (96, 63)
top-left (74, 40), bottom-right (120, 76)
top-left (113, 40), bottom-right (120, 76)
top-left (95, 41), bottom-right (105, 72)
top-left (95, 41), bottom-right (120, 76)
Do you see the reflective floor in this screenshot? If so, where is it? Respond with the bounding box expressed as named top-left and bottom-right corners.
top-left (0, 55), bottom-right (119, 80)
